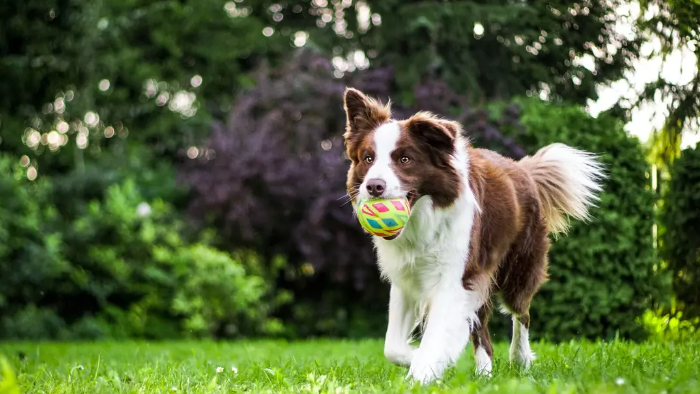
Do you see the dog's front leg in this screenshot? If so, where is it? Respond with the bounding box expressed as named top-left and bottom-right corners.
top-left (407, 282), bottom-right (481, 384)
top-left (384, 285), bottom-right (418, 366)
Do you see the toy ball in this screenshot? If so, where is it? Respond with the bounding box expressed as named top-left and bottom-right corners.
top-left (356, 197), bottom-right (411, 238)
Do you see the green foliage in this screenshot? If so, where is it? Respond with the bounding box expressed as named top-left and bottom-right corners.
top-left (0, 0), bottom-right (292, 188)
top-left (642, 304), bottom-right (700, 342)
top-left (2, 340), bottom-right (700, 393)
top-left (66, 179), bottom-right (277, 338)
top-left (263, 0), bottom-right (640, 105)
top-left (0, 0), bottom-right (648, 179)
top-left (0, 155), bottom-right (67, 317)
top-left (371, 0), bottom-right (638, 104)
top-left (0, 355), bottom-right (20, 394)
top-left (0, 1), bottom-right (298, 340)
top-left (498, 98), bottom-right (669, 341)
top-left (0, 0), bottom-right (681, 342)
top-left (0, 153), bottom-right (281, 339)
top-left (661, 145), bottom-right (700, 321)
top-left (635, 0), bottom-right (700, 163)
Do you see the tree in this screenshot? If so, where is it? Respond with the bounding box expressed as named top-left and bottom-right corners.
top-left (0, 0), bottom-right (291, 340)
top-left (0, 0), bottom-right (288, 178)
top-left (0, 0), bottom-right (648, 176)
top-left (250, 0), bottom-right (642, 104)
top-left (635, 0), bottom-right (700, 162)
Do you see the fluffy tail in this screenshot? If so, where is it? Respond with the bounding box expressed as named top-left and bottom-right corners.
top-left (519, 143), bottom-right (605, 234)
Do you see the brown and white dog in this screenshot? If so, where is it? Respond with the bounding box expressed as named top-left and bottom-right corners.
top-left (343, 88), bottom-right (604, 384)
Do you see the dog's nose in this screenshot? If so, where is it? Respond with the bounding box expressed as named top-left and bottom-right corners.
top-left (366, 179), bottom-right (386, 197)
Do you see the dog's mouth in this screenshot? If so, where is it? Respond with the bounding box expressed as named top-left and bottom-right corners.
top-left (406, 191), bottom-right (417, 208)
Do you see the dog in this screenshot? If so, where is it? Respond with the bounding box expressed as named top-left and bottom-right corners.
top-left (342, 88), bottom-right (604, 384)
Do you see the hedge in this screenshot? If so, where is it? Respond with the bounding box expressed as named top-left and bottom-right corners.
top-left (661, 145), bottom-right (700, 321)
top-left (493, 98), bottom-right (669, 341)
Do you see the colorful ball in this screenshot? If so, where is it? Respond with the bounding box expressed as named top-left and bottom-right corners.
top-left (356, 197), bottom-right (411, 238)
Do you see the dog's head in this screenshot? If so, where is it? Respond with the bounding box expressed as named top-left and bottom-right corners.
top-left (343, 88), bottom-right (463, 210)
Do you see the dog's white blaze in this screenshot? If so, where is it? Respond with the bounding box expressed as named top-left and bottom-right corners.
top-left (376, 134), bottom-right (485, 384)
top-left (509, 316), bottom-right (535, 368)
top-left (359, 122), bottom-right (403, 200)
top-left (474, 346), bottom-right (493, 376)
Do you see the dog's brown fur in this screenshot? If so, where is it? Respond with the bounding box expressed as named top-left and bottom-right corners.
top-left (463, 148), bottom-right (551, 359)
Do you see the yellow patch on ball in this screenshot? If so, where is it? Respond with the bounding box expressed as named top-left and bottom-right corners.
top-left (356, 197), bottom-right (411, 238)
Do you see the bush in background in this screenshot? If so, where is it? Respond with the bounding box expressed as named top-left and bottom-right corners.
top-left (661, 145), bottom-right (700, 322)
top-left (642, 304), bottom-right (699, 342)
top-left (491, 98), bottom-right (668, 341)
top-left (0, 153), bottom-right (282, 339)
top-left (0, 154), bottom-right (68, 339)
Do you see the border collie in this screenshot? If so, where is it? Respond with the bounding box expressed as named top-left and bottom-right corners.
top-left (343, 88), bottom-right (604, 384)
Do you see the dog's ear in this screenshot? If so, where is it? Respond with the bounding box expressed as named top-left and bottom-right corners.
top-left (405, 112), bottom-right (459, 154)
top-left (343, 88), bottom-right (391, 139)
top-left (405, 113), bottom-right (461, 167)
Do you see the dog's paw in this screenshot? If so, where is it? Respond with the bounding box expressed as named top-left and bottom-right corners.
top-left (406, 369), bottom-right (439, 385)
top-left (384, 346), bottom-right (415, 367)
top-left (406, 357), bottom-right (446, 385)
top-left (510, 350), bottom-right (536, 370)
top-left (474, 347), bottom-right (493, 377)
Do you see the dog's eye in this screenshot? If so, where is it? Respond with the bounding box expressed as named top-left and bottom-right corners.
top-left (400, 156), bottom-right (410, 164)
top-left (364, 155), bottom-right (373, 164)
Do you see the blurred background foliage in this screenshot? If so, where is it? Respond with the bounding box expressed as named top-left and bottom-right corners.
top-left (0, 0), bottom-right (697, 340)
top-left (660, 145), bottom-right (700, 323)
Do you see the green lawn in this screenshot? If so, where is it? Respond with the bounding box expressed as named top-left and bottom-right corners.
top-left (0, 339), bottom-right (698, 393)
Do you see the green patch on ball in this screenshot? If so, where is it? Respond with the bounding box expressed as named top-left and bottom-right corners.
top-left (356, 197), bottom-right (411, 238)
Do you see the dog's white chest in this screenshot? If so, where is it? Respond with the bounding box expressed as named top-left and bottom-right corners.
top-left (380, 252), bottom-right (441, 297)
top-left (366, 139), bottom-right (476, 300)
top-left (375, 196), bottom-right (473, 304)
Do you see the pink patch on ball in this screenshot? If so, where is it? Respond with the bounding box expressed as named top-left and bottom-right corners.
top-left (391, 200), bottom-right (406, 211)
top-left (373, 203), bottom-right (389, 212)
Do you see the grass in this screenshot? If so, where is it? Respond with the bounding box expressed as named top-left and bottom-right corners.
top-left (0, 339), bottom-right (698, 393)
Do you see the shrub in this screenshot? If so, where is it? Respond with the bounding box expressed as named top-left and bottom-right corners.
top-left (642, 304), bottom-right (700, 342)
top-left (0, 154), bottom-right (69, 339)
top-left (661, 145), bottom-right (700, 321)
top-left (0, 154), bottom-right (281, 339)
top-left (68, 179), bottom-right (286, 338)
top-left (494, 98), bottom-right (668, 341)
